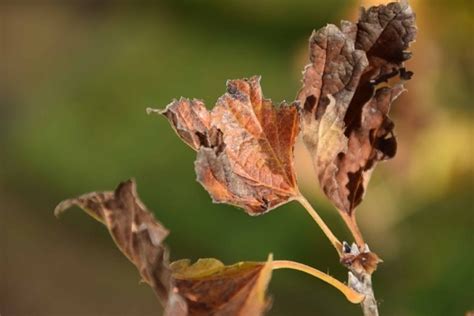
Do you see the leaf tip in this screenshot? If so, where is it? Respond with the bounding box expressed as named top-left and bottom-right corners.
top-left (53, 199), bottom-right (72, 218)
top-left (116, 178), bottom-right (137, 193)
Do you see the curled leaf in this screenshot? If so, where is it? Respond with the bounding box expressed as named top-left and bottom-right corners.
top-left (170, 255), bottom-right (273, 316)
top-left (54, 180), bottom-right (173, 305)
top-left (298, 1), bottom-right (417, 216)
top-left (55, 180), bottom-right (274, 315)
top-left (153, 76), bottom-right (300, 215)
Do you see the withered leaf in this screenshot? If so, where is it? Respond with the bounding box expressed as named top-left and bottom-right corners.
top-left (298, 1), bottom-right (416, 216)
top-left (53, 180), bottom-right (184, 313)
top-left (55, 180), bottom-right (274, 316)
top-left (153, 76), bottom-right (300, 215)
top-left (170, 256), bottom-right (273, 316)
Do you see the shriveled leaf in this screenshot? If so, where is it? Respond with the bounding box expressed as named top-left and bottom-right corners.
top-left (55, 181), bottom-right (276, 315)
top-left (152, 76), bottom-right (300, 215)
top-left (53, 182), bottom-right (186, 315)
top-left (298, 24), bottom-right (368, 214)
top-left (170, 255), bottom-right (273, 316)
top-left (298, 1), bottom-right (416, 216)
top-left (355, 2), bottom-right (417, 81)
top-left (54, 180), bottom-right (173, 303)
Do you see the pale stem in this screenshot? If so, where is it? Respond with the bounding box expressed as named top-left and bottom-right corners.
top-left (295, 195), bottom-right (342, 256)
top-left (340, 211), bottom-right (365, 248)
top-left (272, 260), bottom-right (365, 304)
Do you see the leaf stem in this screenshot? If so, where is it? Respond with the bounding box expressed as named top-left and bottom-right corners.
top-left (295, 195), bottom-right (342, 256)
top-left (272, 260), bottom-right (364, 304)
top-left (340, 211), bottom-right (365, 248)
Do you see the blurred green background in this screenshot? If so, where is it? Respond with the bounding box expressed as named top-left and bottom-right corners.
top-left (1, 0), bottom-right (473, 315)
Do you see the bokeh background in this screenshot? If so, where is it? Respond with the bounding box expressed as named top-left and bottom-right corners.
top-left (1, 0), bottom-right (473, 315)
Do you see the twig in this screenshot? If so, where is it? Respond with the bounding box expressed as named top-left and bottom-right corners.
top-left (344, 243), bottom-right (380, 316)
top-left (349, 270), bottom-right (378, 316)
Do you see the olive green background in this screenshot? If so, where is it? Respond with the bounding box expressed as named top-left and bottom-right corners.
top-left (1, 1), bottom-right (473, 315)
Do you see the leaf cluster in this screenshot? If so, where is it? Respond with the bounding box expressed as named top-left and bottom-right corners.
top-left (56, 2), bottom-right (416, 315)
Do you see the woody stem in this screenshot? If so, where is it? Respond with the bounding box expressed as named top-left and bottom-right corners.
top-left (295, 195), bottom-right (342, 256)
top-left (272, 260), bottom-right (364, 304)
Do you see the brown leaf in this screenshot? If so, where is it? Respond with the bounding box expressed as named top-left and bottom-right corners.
top-left (298, 1), bottom-right (416, 216)
top-left (154, 76), bottom-right (300, 215)
top-left (355, 2), bottom-right (417, 80)
top-left (170, 256), bottom-right (273, 316)
top-left (55, 180), bottom-right (274, 315)
top-left (54, 180), bottom-right (187, 315)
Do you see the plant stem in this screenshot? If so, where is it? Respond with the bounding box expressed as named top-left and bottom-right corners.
top-left (348, 270), bottom-right (379, 316)
top-left (295, 195), bottom-right (342, 256)
top-left (340, 211), bottom-right (365, 248)
top-left (272, 260), bottom-right (364, 304)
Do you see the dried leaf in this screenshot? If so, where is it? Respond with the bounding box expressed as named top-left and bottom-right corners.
top-left (355, 2), bottom-right (417, 81)
top-left (54, 180), bottom-right (174, 304)
top-left (170, 256), bottom-right (273, 316)
top-left (153, 76), bottom-right (300, 215)
top-left (55, 180), bottom-right (274, 316)
top-left (298, 1), bottom-right (416, 216)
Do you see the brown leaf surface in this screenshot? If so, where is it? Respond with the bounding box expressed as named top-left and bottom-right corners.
top-left (55, 180), bottom-right (273, 316)
top-left (155, 76), bottom-right (300, 215)
top-left (53, 180), bottom-right (185, 313)
top-left (170, 256), bottom-right (273, 316)
top-left (298, 1), bottom-right (416, 216)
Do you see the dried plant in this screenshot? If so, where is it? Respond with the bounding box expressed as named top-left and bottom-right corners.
top-left (55, 1), bottom-right (416, 315)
